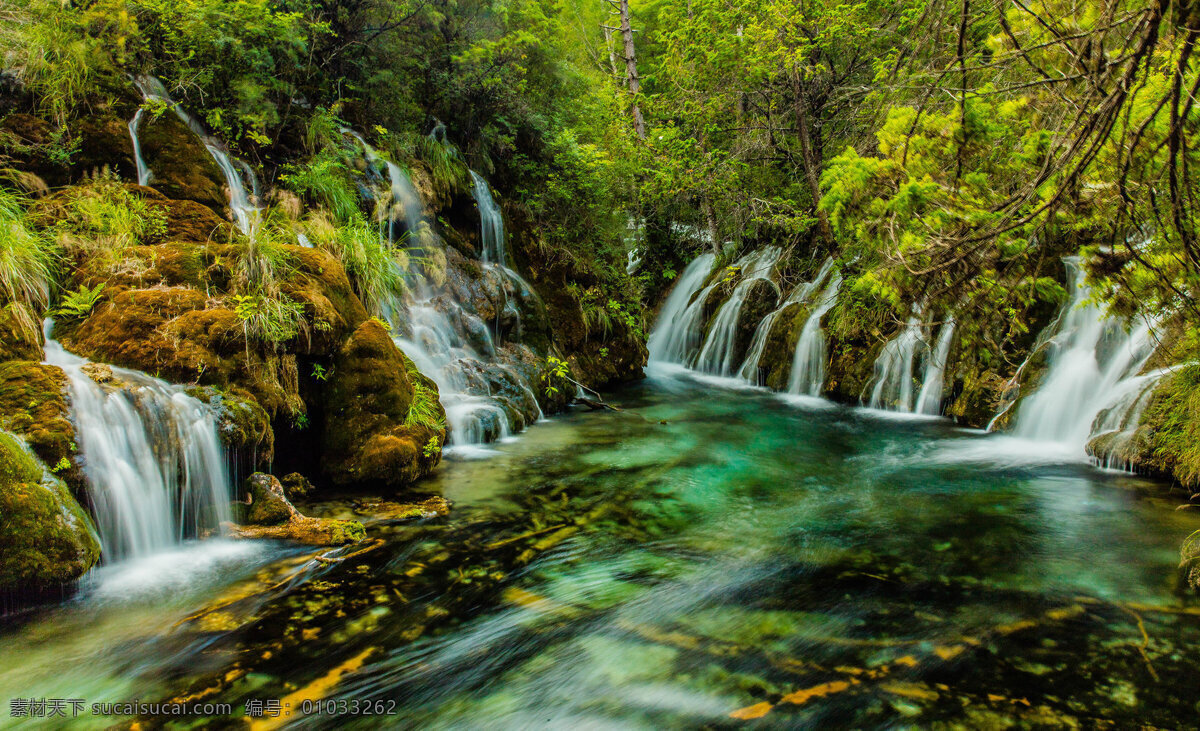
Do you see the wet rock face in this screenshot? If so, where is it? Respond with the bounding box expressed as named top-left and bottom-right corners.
top-left (136, 111), bottom-right (228, 213)
top-left (0, 431), bottom-right (100, 594)
top-left (753, 302), bottom-right (809, 391)
top-left (730, 278), bottom-right (780, 369)
top-left (322, 320), bottom-right (445, 488)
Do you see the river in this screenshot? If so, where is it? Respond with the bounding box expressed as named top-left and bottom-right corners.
top-left (1, 365), bottom-right (1197, 728)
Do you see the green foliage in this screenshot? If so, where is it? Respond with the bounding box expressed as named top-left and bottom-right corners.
top-left (1143, 362), bottom-right (1200, 490)
top-left (542, 355), bottom-right (571, 397)
top-left (55, 283), bottom-right (107, 320)
top-left (0, 187), bottom-right (53, 319)
top-left (311, 364), bottom-right (331, 382)
top-left (422, 436), bottom-right (441, 458)
top-left (281, 149), bottom-right (362, 225)
top-left (46, 176), bottom-right (168, 274)
top-left (230, 290), bottom-right (304, 346)
top-left (405, 361), bottom-right (446, 433)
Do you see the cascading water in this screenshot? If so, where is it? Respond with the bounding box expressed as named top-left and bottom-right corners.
top-left (647, 253), bottom-right (718, 364)
top-left (127, 108), bottom-right (151, 186)
top-left (866, 314), bottom-right (924, 412)
top-left (786, 271), bottom-right (842, 396)
top-left (737, 257), bottom-right (835, 384)
top-left (132, 76), bottom-right (260, 236)
top-left (914, 317), bottom-right (956, 416)
top-left (1010, 259), bottom-right (1162, 451)
top-left (692, 248), bottom-right (781, 376)
top-left (470, 171), bottom-right (505, 265)
top-left (43, 323), bottom-right (232, 561)
top-left (343, 132), bottom-right (542, 450)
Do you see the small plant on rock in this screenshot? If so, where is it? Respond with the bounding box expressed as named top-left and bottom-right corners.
top-left (55, 282), bottom-right (106, 319)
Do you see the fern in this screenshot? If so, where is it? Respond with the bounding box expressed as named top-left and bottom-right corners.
top-left (55, 283), bottom-right (106, 319)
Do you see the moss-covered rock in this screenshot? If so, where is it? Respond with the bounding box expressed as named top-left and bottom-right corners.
top-left (225, 515), bottom-right (366, 546)
top-left (753, 302), bottom-right (810, 391)
top-left (322, 319), bottom-right (445, 487)
top-left (137, 111), bottom-right (228, 214)
top-left (0, 431), bottom-right (100, 594)
top-left (226, 472), bottom-right (365, 545)
top-left (0, 303), bottom-right (44, 362)
top-left (0, 362), bottom-right (83, 493)
top-left (186, 386), bottom-right (274, 466)
top-left (244, 472), bottom-right (299, 525)
top-left (1095, 365), bottom-right (1200, 488)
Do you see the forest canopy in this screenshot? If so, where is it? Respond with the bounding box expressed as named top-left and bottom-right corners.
top-left (1, 0), bottom-right (1199, 343)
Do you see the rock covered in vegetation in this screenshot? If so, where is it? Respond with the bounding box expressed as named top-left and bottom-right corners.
top-left (0, 431), bottom-right (100, 593)
top-left (0, 362), bottom-right (83, 493)
top-left (0, 303), bottom-right (44, 362)
top-left (226, 472), bottom-right (366, 546)
top-left (322, 319), bottom-right (445, 487)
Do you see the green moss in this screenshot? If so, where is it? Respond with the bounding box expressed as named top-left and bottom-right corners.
top-left (0, 432), bottom-right (42, 485)
top-left (322, 319), bottom-right (445, 487)
top-left (327, 519), bottom-right (366, 545)
top-left (0, 361), bottom-right (81, 492)
top-left (1140, 364), bottom-right (1200, 488)
top-left (0, 431), bottom-right (100, 593)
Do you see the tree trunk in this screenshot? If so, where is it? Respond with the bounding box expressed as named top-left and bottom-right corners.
top-left (617, 0), bottom-right (646, 139)
top-left (792, 73), bottom-right (832, 245)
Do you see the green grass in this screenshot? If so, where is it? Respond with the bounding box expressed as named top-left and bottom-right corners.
top-left (0, 186), bottom-right (54, 333)
top-left (43, 175), bottom-right (168, 276)
top-left (281, 150), bottom-right (362, 225)
top-left (404, 360), bottom-right (446, 433)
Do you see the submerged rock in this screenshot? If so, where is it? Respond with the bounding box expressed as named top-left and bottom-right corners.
top-left (0, 431), bottom-right (100, 593)
top-left (227, 473), bottom-right (366, 546)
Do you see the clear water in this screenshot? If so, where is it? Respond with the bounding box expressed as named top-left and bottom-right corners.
top-left (1, 370), bottom-right (1197, 728)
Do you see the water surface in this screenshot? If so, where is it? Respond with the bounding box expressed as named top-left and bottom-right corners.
top-left (2, 369), bottom-right (1198, 728)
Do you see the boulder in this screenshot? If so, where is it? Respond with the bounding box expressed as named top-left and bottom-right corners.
top-left (137, 111), bottom-right (227, 214)
top-left (322, 319), bottom-right (445, 487)
top-left (0, 431), bottom-right (100, 594)
top-left (0, 362), bottom-right (83, 493)
top-left (227, 472), bottom-right (365, 546)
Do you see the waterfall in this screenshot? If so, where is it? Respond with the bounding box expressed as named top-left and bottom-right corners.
top-left (786, 271), bottom-right (842, 396)
top-left (344, 132), bottom-right (540, 450)
top-left (43, 323), bottom-right (232, 561)
top-left (737, 257), bottom-right (835, 384)
top-left (133, 76), bottom-right (261, 236)
top-left (866, 316), bottom-right (924, 411)
top-left (1010, 260), bottom-right (1161, 450)
top-left (914, 317), bottom-right (956, 416)
top-left (692, 248), bottom-right (781, 376)
top-left (647, 253), bottom-right (718, 364)
top-left (470, 170), bottom-right (506, 265)
top-left (127, 108), bottom-right (152, 185)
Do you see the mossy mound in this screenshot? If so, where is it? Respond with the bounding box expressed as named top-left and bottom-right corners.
top-left (1097, 365), bottom-right (1200, 488)
top-left (0, 303), bottom-right (44, 362)
top-left (0, 432), bottom-right (100, 594)
top-left (322, 320), bottom-right (445, 487)
top-left (0, 362), bottom-right (82, 493)
top-left (136, 111), bottom-right (228, 213)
